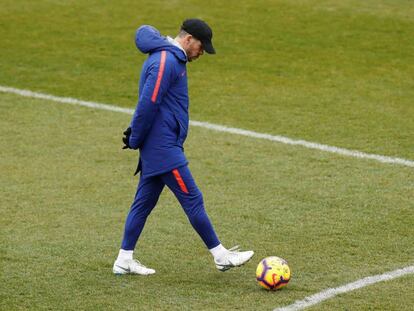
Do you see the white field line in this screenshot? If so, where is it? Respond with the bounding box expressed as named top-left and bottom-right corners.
top-left (1, 85), bottom-right (413, 168)
top-left (1, 86), bottom-right (412, 310)
top-left (274, 265), bottom-right (414, 311)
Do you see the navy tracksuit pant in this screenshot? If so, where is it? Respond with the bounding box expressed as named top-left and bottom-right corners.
top-left (121, 165), bottom-right (220, 250)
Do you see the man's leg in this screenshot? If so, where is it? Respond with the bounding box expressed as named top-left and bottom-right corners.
top-left (161, 165), bottom-right (220, 249)
top-left (161, 165), bottom-right (254, 271)
top-left (113, 174), bottom-right (165, 275)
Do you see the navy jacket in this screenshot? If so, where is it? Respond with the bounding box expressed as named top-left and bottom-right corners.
top-left (129, 25), bottom-right (189, 177)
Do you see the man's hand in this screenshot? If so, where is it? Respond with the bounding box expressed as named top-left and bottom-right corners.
top-left (122, 127), bottom-right (132, 149)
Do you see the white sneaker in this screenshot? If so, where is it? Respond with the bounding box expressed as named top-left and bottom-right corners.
top-left (113, 258), bottom-right (156, 275)
top-left (215, 246), bottom-right (254, 272)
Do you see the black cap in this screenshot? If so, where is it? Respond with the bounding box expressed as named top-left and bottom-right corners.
top-left (181, 18), bottom-right (215, 54)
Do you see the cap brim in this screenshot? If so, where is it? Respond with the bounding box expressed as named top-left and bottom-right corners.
top-left (202, 40), bottom-right (216, 54)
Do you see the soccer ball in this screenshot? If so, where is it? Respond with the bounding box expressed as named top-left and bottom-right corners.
top-left (256, 256), bottom-right (291, 290)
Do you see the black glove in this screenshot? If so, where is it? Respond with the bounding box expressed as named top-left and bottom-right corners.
top-left (122, 127), bottom-right (132, 149)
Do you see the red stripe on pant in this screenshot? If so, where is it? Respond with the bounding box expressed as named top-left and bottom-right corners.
top-left (172, 169), bottom-right (189, 194)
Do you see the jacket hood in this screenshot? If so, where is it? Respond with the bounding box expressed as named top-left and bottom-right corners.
top-left (135, 25), bottom-right (187, 62)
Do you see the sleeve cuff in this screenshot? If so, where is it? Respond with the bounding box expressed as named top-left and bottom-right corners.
top-left (128, 135), bottom-right (141, 150)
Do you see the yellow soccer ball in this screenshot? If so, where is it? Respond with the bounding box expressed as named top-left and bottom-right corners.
top-left (256, 256), bottom-right (291, 290)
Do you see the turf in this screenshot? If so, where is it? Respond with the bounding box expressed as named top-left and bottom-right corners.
top-left (1, 0), bottom-right (413, 158)
top-left (307, 276), bottom-right (414, 311)
top-left (1, 0), bottom-right (413, 310)
top-left (1, 93), bottom-right (413, 310)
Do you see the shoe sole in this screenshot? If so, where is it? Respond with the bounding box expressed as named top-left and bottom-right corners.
top-left (113, 265), bottom-right (130, 275)
top-left (113, 267), bottom-right (156, 276)
top-left (113, 270), bottom-right (129, 275)
top-left (216, 253), bottom-right (255, 272)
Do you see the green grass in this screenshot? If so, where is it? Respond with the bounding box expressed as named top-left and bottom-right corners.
top-left (307, 276), bottom-right (414, 311)
top-left (1, 0), bottom-right (413, 310)
top-left (1, 93), bottom-right (413, 310)
top-left (1, 0), bottom-right (413, 158)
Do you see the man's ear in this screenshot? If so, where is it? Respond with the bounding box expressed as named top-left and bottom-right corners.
top-left (184, 34), bottom-right (193, 45)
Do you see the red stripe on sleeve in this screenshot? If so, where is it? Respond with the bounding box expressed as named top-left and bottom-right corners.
top-left (151, 50), bottom-right (167, 103)
top-left (172, 169), bottom-right (189, 194)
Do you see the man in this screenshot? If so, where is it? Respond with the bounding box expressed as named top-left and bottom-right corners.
top-left (113, 19), bottom-right (254, 275)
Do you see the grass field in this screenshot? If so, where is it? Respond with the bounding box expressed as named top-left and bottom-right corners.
top-left (1, 0), bottom-right (413, 310)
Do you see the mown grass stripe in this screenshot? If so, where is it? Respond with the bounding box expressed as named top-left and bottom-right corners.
top-left (274, 265), bottom-right (414, 311)
top-left (1, 85), bottom-right (413, 168)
